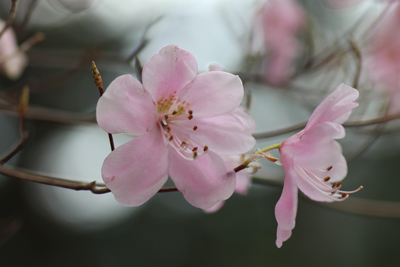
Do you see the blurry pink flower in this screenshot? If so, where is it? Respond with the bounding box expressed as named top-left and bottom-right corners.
top-left (97, 44), bottom-right (256, 209)
top-left (275, 84), bottom-right (360, 247)
top-left (0, 20), bottom-right (28, 80)
top-left (259, 0), bottom-right (305, 85)
top-left (368, 2), bottom-right (400, 113)
top-left (369, 2), bottom-right (400, 88)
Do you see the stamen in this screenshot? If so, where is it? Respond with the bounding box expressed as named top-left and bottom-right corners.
top-left (193, 125), bottom-right (198, 131)
top-left (181, 141), bottom-right (189, 150)
top-left (164, 135), bottom-right (173, 145)
top-left (324, 177), bottom-right (331, 181)
top-left (188, 115), bottom-right (193, 120)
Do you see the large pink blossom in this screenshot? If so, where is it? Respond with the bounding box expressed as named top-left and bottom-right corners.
top-left (259, 0), bottom-right (305, 85)
top-left (275, 84), bottom-right (360, 247)
top-left (0, 19), bottom-right (28, 80)
top-left (96, 45), bottom-right (256, 209)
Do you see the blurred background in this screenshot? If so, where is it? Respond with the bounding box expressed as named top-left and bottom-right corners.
top-left (1, 0), bottom-right (400, 266)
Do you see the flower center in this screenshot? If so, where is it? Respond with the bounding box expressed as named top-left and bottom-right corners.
top-left (294, 165), bottom-right (363, 201)
top-left (158, 104), bottom-right (208, 161)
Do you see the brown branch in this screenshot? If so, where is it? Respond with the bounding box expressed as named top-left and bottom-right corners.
top-left (17, 0), bottom-right (38, 36)
top-left (350, 39), bottom-right (362, 89)
top-left (92, 61), bottom-right (115, 151)
top-left (0, 0), bottom-right (18, 39)
top-left (0, 164), bottom-right (111, 194)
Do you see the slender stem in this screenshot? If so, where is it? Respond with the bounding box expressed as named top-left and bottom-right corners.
top-left (92, 61), bottom-right (115, 151)
top-left (350, 39), bottom-right (362, 89)
top-left (234, 143), bottom-right (282, 173)
top-left (0, 0), bottom-right (18, 39)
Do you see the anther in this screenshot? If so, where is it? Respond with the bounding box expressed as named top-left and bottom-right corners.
top-left (188, 110), bottom-right (193, 115)
top-left (188, 115), bottom-right (193, 120)
top-left (181, 141), bottom-right (189, 148)
top-left (327, 166), bottom-right (333, 171)
top-left (192, 147), bottom-right (198, 152)
top-left (169, 135), bottom-right (174, 141)
top-left (324, 177), bottom-right (331, 182)
top-left (166, 126), bottom-right (171, 133)
top-left (193, 151), bottom-right (198, 159)
top-left (341, 193), bottom-right (348, 198)
top-left (193, 125), bottom-right (198, 131)
top-left (203, 145), bottom-right (208, 152)
top-left (172, 110), bottom-right (178, 115)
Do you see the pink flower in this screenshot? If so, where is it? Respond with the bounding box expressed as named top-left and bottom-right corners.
top-left (275, 83), bottom-right (360, 247)
top-left (96, 44), bottom-right (256, 209)
top-left (368, 2), bottom-right (400, 89)
top-left (367, 2), bottom-right (400, 113)
top-left (259, 0), bottom-right (305, 85)
top-left (0, 19), bottom-right (28, 80)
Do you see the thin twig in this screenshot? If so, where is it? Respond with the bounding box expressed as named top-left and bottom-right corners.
top-left (350, 39), bottom-right (362, 89)
top-left (92, 61), bottom-right (115, 151)
top-left (0, 86), bottom-right (30, 164)
top-left (0, 0), bottom-right (18, 39)
top-left (17, 0), bottom-right (38, 36)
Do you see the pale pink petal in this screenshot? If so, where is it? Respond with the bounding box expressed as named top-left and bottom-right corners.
top-left (169, 150), bottom-right (236, 209)
top-left (275, 157), bottom-right (298, 247)
top-left (96, 75), bottom-right (156, 135)
top-left (175, 108), bottom-right (256, 155)
top-left (178, 71), bottom-right (244, 118)
top-left (310, 155), bottom-right (347, 183)
top-left (235, 171), bottom-right (250, 195)
top-left (142, 44), bottom-right (198, 101)
top-left (283, 122), bottom-right (344, 169)
top-left (306, 84), bottom-right (359, 131)
top-left (102, 127), bottom-right (169, 206)
top-left (203, 201), bottom-right (225, 213)
top-left (208, 63), bottom-right (225, 72)
top-left (0, 20), bottom-right (28, 80)
top-left (296, 176), bottom-right (334, 202)
top-left (276, 226), bottom-right (292, 248)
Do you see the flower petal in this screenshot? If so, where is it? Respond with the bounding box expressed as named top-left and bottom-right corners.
top-left (178, 71), bottom-right (244, 118)
top-left (97, 75), bottom-right (156, 135)
top-left (305, 83), bottom-right (359, 131)
top-left (142, 44), bottom-right (198, 101)
top-left (203, 201), bottom-right (225, 213)
top-left (174, 108), bottom-right (256, 155)
top-left (169, 150), bottom-right (236, 209)
top-left (288, 122), bottom-right (345, 170)
top-left (101, 127), bottom-right (169, 206)
top-left (275, 157), bottom-right (298, 247)
top-left (310, 154), bottom-right (347, 183)
top-left (276, 226), bottom-right (292, 248)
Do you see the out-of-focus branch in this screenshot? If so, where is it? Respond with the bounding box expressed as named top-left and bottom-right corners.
top-left (350, 39), bottom-right (362, 89)
top-left (0, 86), bottom-right (30, 165)
top-left (0, 0), bottom-right (18, 39)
